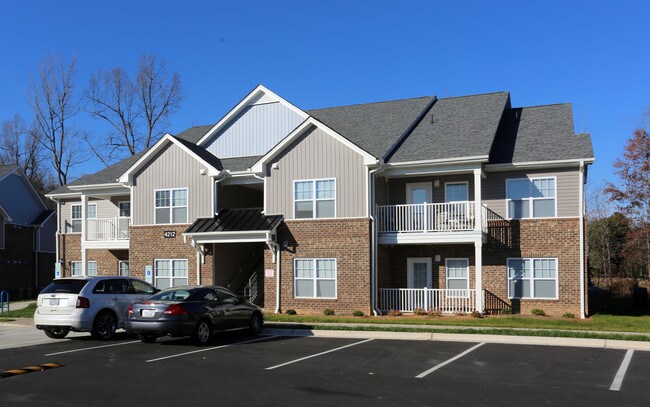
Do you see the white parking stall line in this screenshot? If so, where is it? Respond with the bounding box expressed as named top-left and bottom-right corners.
top-left (45, 340), bottom-right (141, 356)
top-left (265, 338), bottom-right (375, 370)
top-left (610, 349), bottom-right (634, 391)
top-left (145, 335), bottom-right (278, 363)
top-left (415, 342), bottom-right (486, 379)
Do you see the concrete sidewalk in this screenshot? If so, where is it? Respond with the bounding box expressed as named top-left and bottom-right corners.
top-left (0, 300), bottom-right (35, 312)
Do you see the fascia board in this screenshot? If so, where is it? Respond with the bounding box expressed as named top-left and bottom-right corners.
top-left (0, 205), bottom-right (13, 222)
top-left (485, 158), bottom-right (595, 172)
top-left (197, 84), bottom-right (309, 146)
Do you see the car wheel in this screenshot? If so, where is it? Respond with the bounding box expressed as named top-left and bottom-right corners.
top-left (249, 312), bottom-right (263, 335)
top-left (192, 319), bottom-right (211, 346)
top-left (137, 334), bottom-right (158, 343)
top-left (92, 311), bottom-right (117, 340)
top-left (44, 327), bottom-right (70, 339)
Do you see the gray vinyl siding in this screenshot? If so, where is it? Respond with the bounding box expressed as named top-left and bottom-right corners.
top-left (132, 142), bottom-right (213, 225)
top-left (204, 102), bottom-right (304, 159)
top-left (0, 173), bottom-right (42, 225)
top-left (59, 197), bottom-right (127, 232)
top-left (482, 167), bottom-right (580, 218)
top-left (267, 125), bottom-right (367, 218)
top-left (375, 176), bottom-right (389, 206)
top-left (386, 174), bottom-right (475, 205)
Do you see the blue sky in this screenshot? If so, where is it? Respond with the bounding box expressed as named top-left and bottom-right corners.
top-left (1, 0), bottom-right (648, 189)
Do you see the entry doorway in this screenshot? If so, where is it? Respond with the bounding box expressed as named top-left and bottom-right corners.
top-left (407, 258), bottom-right (432, 289)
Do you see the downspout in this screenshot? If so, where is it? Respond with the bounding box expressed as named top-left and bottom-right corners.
top-left (55, 199), bottom-right (61, 276)
top-left (265, 233), bottom-right (281, 314)
top-left (368, 160), bottom-right (385, 316)
top-left (579, 161), bottom-right (586, 319)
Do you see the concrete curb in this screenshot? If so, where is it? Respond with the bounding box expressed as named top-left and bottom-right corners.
top-left (261, 328), bottom-right (650, 351)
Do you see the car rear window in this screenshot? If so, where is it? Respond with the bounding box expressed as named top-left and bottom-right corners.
top-left (40, 279), bottom-right (89, 294)
top-left (148, 288), bottom-right (200, 301)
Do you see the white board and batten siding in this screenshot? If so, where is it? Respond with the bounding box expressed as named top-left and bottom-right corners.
top-left (204, 102), bottom-right (305, 159)
top-left (482, 167), bottom-right (581, 218)
top-left (266, 125), bottom-right (367, 219)
top-left (131, 143), bottom-right (214, 225)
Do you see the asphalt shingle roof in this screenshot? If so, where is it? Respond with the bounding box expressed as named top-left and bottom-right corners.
top-left (388, 92), bottom-right (511, 163)
top-left (489, 104), bottom-right (594, 163)
top-left (174, 125), bottom-right (214, 144)
top-left (307, 97), bottom-right (435, 159)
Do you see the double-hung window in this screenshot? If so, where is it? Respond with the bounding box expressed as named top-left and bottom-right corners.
top-left (155, 188), bottom-right (188, 224)
top-left (506, 177), bottom-right (556, 219)
top-left (294, 179), bottom-right (335, 219)
top-left (507, 258), bottom-right (557, 299)
top-left (154, 259), bottom-right (188, 289)
top-left (294, 258), bottom-right (336, 298)
top-left (70, 203), bottom-right (96, 233)
top-left (70, 261), bottom-right (97, 276)
top-left (118, 201), bottom-right (130, 218)
top-left (446, 258), bottom-right (469, 297)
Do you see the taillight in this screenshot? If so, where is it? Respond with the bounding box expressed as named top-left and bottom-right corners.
top-left (163, 304), bottom-right (188, 315)
top-left (128, 304), bottom-right (134, 315)
top-left (76, 297), bottom-right (90, 308)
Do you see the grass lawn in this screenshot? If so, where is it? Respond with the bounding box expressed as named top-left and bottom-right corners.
top-left (0, 303), bottom-right (36, 320)
top-left (265, 312), bottom-right (650, 334)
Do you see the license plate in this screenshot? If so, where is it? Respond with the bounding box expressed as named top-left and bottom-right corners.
top-left (49, 298), bottom-right (60, 306)
top-left (141, 309), bottom-right (156, 318)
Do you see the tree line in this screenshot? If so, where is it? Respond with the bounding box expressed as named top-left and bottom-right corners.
top-left (0, 54), bottom-right (183, 200)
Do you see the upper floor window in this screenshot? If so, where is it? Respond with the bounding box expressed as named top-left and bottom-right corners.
top-left (294, 179), bottom-right (335, 219)
top-left (70, 203), bottom-right (96, 233)
top-left (155, 188), bottom-right (188, 224)
top-left (118, 201), bottom-right (130, 218)
top-left (506, 177), bottom-right (556, 219)
top-left (445, 182), bottom-right (469, 202)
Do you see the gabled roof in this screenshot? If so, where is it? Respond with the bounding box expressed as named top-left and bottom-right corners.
top-left (175, 125), bottom-right (214, 144)
top-left (0, 204), bottom-right (12, 222)
top-left (387, 92), bottom-right (511, 164)
top-left (0, 165), bottom-right (18, 182)
top-left (185, 208), bottom-right (283, 234)
top-left (489, 104), bottom-right (594, 164)
top-left (307, 96), bottom-right (435, 159)
top-left (30, 209), bottom-right (55, 226)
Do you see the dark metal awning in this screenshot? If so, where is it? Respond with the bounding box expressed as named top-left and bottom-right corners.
top-left (184, 208), bottom-right (283, 244)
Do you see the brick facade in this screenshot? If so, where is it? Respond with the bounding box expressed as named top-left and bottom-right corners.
top-left (263, 218), bottom-right (372, 315)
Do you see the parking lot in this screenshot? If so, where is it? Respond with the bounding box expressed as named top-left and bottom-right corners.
top-left (0, 328), bottom-right (649, 406)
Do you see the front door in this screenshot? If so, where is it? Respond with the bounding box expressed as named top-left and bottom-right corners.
top-left (406, 183), bottom-right (432, 231)
top-left (407, 258), bottom-right (432, 288)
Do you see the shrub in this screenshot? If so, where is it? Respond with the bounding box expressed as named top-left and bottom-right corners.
top-left (500, 308), bottom-right (512, 315)
top-left (386, 309), bottom-right (403, 317)
top-left (427, 309), bottom-right (442, 317)
top-left (531, 308), bottom-right (546, 316)
top-left (352, 310), bottom-right (364, 317)
top-left (285, 309), bottom-right (297, 315)
top-left (413, 307), bottom-right (427, 316)
top-left (323, 308), bottom-right (335, 316)
top-left (562, 312), bottom-right (575, 319)
top-left (471, 310), bottom-right (482, 318)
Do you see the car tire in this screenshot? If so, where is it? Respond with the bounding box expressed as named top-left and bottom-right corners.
top-left (192, 319), bottom-right (211, 346)
top-left (249, 312), bottom-right (263, 335)
top-left (44, 327), bottom-right (70, 339)
top-left (92, 310), bottom-right (117, 340)
top-left (137, 333), bottom-right (158, 343)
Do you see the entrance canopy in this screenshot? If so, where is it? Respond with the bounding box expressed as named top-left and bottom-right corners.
top-left (184, 208), bottom-right (283, 244)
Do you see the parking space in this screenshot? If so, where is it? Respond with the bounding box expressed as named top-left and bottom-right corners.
top-left (0, 331), bottom-right (648, 405)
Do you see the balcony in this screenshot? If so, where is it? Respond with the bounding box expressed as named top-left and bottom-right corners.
top-left (375, 202), bottom-right (505, 244)
top-left (85, 218), bottom-right (130, 248)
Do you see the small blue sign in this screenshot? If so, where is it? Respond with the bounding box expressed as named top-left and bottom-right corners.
top-left (145, 265), bottom-right (153, 284)
top-left (55, 263), bottom-right (62, 279)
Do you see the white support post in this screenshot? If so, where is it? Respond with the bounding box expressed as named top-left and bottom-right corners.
top-left (81, 194), bottom-right (87, 276)
top-left (474, 241), bottom-right (483, 313)
top-left (473, 169), bottom-right (482, 232)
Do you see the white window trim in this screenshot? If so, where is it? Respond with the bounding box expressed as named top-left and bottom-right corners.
top-left (507, 257), bottom-right (559, 300)
top-left (70, 261), bottom-right (97, 277)
top-left (445, 258), bottom-right (469, 297)
top-left (153, 258), bottom-right (189, 288)
top-left (293, 258), bottom-right (337, 299)
top-left (118, 201), bottom-right (131, 218)
top-left (154, 188), bottom-right (189, 225)
top-left (292, 178), bottom-right (336, 220)
top-left (505, 176), bottom-right (558, 219)
top-left (444, 181), bottom-right (469, 202)
top-left (406, 182), bottom-right (432, 204)
top-left (118, 260), bottom-right (130, 276)
top-left (69, 203), bottom-right (97, 234)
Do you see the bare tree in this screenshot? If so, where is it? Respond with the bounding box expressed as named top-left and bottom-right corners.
top-left (83, 54), bottom-right (183, 164)
top-left (28, 55), bottom-right (85, 186)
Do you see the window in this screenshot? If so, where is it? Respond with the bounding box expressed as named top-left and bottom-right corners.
top-left (506, 177), bottom-right (556, 219)
top-left (118, 201), bottom-right (130, 218)
top-left (70, 261), bottom-right (97, 276)
top-left (118, 260), bottom-right (129, 276)
top-left (154, 259), bottom-right (188, 289)
top-left (445, 182), bottom-right (469, 202)
top-left (155, 189), bottom-right (188, 224)
top-left (446, 258), bottom-right (469, 295)
top-left (130, 279), bottom-right (156, 295)
top-left (294, 258), bottom-right (336, 298)
top-left (294, 179), bottom-right (335, 219)
top-left (70, 203), bottom-right (96, 233)
top-left (507, 258), bottom-right (558, 299)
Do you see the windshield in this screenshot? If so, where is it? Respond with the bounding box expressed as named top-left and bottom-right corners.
top-left (40, 279), bottom-right (89, 294)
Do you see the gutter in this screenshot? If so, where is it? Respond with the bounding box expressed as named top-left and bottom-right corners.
top-left (368, 160), bottom-right (385, 316)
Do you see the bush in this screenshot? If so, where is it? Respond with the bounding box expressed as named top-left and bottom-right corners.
top-left (386, 309), bottom-right (403, 317)
top-left (352, 310), bottom-right (364, 317)
top-left (285, 309), bottom-right (297, 315)
top-left (323, 308), bottom-right (335, 316)
top-left (427, 309), bottom-right (442, 317)
top-left (413, 307), bottom-right (427, 316)
top-left (562, 312), bottom-right (575, 319)
top-left (471, 310), bottom-right (482, 318)
top-left (531, 308), bottom-right (546, 316)
top-left (501, 308), bottom-right (512, 315)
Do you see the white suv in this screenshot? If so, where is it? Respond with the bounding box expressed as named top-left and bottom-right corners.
top-left (34, 276), bottom-right (158, 340)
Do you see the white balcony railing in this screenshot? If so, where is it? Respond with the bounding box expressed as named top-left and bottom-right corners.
top-left (378, 288), bottom-right (478, 314)
top-left (86, 217), bottom-right (130, 241)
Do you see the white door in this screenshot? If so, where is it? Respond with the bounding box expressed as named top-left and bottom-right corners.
top-left (406, 183), bottom-right (432, 231)
top-left (407, 258), bottom-right (432, 288)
